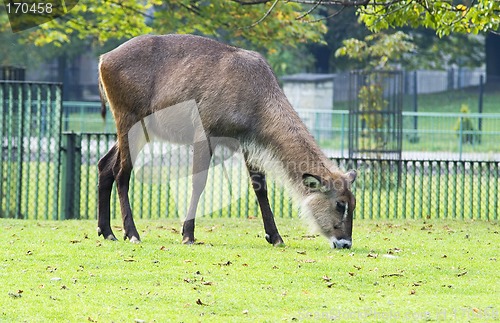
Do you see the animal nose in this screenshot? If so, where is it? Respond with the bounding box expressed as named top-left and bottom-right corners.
top-left (332, 238), bottom-right (352, 249)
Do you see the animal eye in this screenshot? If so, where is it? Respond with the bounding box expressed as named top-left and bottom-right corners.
top-left (336, 201), bottom-right (346, 212)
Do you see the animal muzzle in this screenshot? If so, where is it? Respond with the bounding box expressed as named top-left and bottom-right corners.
top-left (331, 237), bottom-right (352, 249)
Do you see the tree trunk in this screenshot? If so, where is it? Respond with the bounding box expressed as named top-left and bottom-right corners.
top-left (485, 33), bottom-right (500, 82)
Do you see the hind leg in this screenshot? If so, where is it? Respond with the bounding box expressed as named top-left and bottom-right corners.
top-left (115, 150), bottom-right (141, 243)
top-left (182, 141), bottom-right (213, 244)
top-left (97, 144), bottom-right (118, 240)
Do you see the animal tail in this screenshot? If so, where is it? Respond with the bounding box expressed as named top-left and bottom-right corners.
top-left (98, 73), bottom-right (107, 120)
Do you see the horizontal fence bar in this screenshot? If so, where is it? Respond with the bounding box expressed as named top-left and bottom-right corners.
top-left (62, 102), bottom-right (500, 161)
top-left (61, 133), bottom-right (498, 222)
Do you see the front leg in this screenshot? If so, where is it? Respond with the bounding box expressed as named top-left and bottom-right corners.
top-left (182, 140), bottom-right (212, 244)
top-left (246, 165), bottom-right (284, 246)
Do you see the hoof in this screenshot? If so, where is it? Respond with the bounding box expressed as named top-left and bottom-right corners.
top-left (106, 234), bottom-right (118, 241)
top-left (98, 227), bottom-right (117, 241)
top-left (265, 234), bottom-right (285, 247)
top-left (182, 236), bottom-right (195, 245)
top-left (129, 236), bottom-right (141, 244)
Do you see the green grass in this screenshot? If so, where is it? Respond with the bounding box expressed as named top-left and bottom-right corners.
top-left (1, 218), bottom-right (499, 322)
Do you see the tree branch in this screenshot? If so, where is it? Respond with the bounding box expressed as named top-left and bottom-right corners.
top-left (302, 6), bottom-right (346, 23)
top-left (241, 0), bottom-right (280, 28)
top-left (296, 0), bottom-right (323, 20)
top-left (231, 0), bottom-right (273, 4)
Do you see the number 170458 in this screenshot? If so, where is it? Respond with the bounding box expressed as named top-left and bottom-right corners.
top-left (6, 2), bottom-right (54, 14)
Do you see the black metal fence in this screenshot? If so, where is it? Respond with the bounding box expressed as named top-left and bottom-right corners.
top-left (57, 133), bottom-right (498, 221)
top-left (0, 81), bottom-right (63, 219)
top-left (1, 81), bottom-right (498, 221)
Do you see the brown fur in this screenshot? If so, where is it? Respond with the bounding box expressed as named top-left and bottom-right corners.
top-left (97, 34), bottom-right (356, 248)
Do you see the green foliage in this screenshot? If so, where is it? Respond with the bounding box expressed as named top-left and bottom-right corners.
top-left (3, 1), bottom-right (325, 54)
top-left (2, 0), bottom-right (499, 74)
top-left (454, 104), bottom-right (480, 144)
top-left (359, 0), bottom-right (500, 36)
top-left (358, 84), bottom-right (388, 152)
top-left (335, 31), bottom-right (416, 70)
top-left (406, 29), bottom-right (485, 70)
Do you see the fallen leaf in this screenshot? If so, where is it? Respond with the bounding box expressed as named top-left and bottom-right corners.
top-left (242, 309), bottom-right (249, 315)
top-left (8, 292), bottom-right (22, 298)
top-left (216, 261), bottom-right (232, 266)
top-left (301, 234), bottom-right (318, 239)
top-left (302, 259), bottom-right (316, 263)
top-left (326, 282), bottom-right (336, 288)
top-left (381, 273), bottom-right (404, 278)
top-left (457, 271), bottom-right (467, 277)
top-left (196, 298), bottom-right (208, 306)
top-left (387, 248), bottom-right (402, 254)
top-left (322, 275), bottom-right (331, 282)
top-left (367, 253), bottom-right (378, 258)
top-left (410, 289), bottom-right (416, 295)
top-left (70, 240), bottom-right (81, 244)
top-left (297, 250), bottom-right (307, 255)
top-left (202, 281), bottom-right (214, 286)
top-left (124, 258), bottom-right (136, 262)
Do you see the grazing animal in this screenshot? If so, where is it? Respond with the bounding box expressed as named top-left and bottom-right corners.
top-left (97, 34), bottom-right (357, 249)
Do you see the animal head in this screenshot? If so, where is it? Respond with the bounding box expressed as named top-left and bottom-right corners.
top-left (301, 170), bottom-right (357, 249)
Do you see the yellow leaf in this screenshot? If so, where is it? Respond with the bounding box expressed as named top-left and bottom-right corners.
top-left (456, 4), bottom-right (467, 11)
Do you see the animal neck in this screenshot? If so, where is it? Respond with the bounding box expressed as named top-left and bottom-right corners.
top-left (246, 98), bottom-right (336, 196)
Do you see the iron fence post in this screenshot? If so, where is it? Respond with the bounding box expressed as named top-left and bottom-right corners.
top-left (458, 116), bottom-right (463, 160)
top-left (61, 132), bottom-right (81, 219)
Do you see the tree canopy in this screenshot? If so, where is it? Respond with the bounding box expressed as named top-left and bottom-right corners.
top-left (1, 0), bottom-right (498, 75)
top-left (2, 0), bottom-right (499, 48)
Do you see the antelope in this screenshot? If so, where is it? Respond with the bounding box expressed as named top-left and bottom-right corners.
top-left (97, 34), bottom-right (357, 249)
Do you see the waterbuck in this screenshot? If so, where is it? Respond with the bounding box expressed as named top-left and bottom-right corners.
top-left (97, 34), bottom-right (357, 249)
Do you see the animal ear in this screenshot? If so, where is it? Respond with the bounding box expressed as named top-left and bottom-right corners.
top-left (345, 170), bottom-right (357, 184)
top-left (302, 174), bottom-right (330, 192)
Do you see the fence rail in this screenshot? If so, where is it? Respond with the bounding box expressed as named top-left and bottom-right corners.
top-left (54, 133), bottom-right (498, 222)
top-left (1, 85), bottom-right (498, 221)
top-left (297, 110), bottom-right (500, 161)
top-left (63, 102), bottom-right (500, 161)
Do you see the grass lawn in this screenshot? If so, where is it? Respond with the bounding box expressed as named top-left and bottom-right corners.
top-left (1, 218), bottom-right (499, 322)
